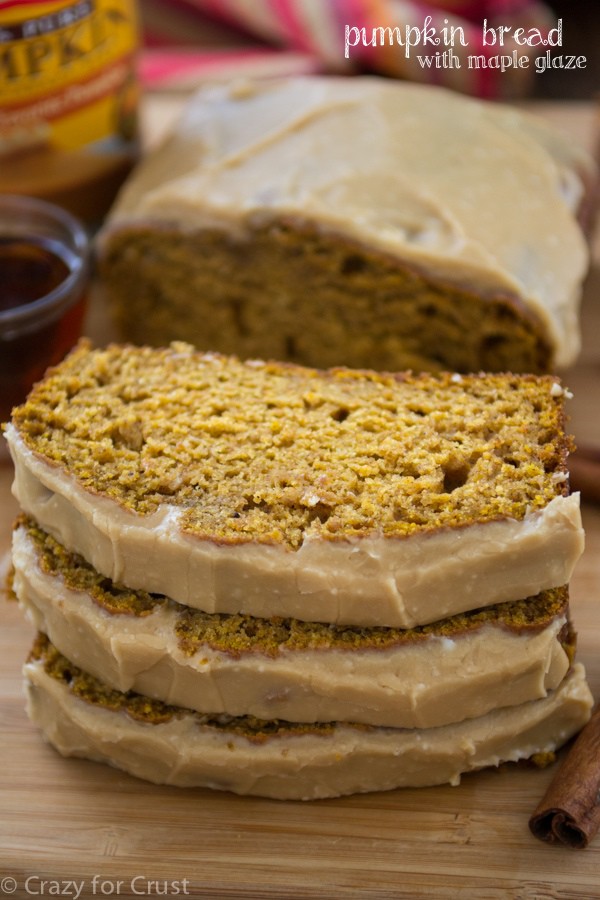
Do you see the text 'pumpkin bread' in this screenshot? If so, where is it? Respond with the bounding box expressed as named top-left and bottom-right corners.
top-left (96, 77), bottom-right (595, 374)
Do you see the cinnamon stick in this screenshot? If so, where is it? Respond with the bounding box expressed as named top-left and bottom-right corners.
top-left (529, 704), bottom-right (600, 849)
top-left (568, 445), bottom-right (600, 506)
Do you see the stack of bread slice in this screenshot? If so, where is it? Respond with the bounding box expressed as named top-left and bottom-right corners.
top-left (5, 341), bottom-right (593, 800)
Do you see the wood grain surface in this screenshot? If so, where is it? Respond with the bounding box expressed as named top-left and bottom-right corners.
top-left (0, 99), bottom-right (599, 900)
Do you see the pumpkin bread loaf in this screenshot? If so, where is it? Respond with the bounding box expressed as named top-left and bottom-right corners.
top-left (96, 77), bottom-right (594, 373)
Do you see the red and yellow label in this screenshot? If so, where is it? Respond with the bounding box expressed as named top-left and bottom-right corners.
top-left (0, 0), bottom-right (139, 157)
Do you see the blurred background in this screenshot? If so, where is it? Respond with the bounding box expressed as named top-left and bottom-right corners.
top-left (138, 0), bottom-right (599, 100)
top-left (532, 0), bottom-right (599, 98)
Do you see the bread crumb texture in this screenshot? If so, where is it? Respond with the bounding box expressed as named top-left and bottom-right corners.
top-left (12, 342), bottom-right (572, 550)
top-left (102, 225), bottom-right (552, 374)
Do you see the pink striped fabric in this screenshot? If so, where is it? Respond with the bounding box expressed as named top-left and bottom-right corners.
top-left (141, 0), bottom-right (557, 97)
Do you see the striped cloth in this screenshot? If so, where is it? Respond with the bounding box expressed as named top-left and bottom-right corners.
top-left (141, 0), bottom-right (557, 97)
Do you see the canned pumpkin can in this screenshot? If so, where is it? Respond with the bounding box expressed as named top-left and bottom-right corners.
top-left (0, 0), bottom-right (140, 223)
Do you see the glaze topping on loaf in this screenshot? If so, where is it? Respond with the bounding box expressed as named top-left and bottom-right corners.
top-left (99, 77), bottom-right (593, 370)
top-left (24, 636), bottom-right (594, 799)
top-left (19, 515), bottom-right (572, 649)
top-left (13, 517), bottom-right (574, 729)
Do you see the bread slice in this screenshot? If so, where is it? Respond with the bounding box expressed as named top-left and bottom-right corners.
top-left (24, 635), bottom-right (593, 800)
top-left (96, 77), bottom-right (593, 373)
top-left (5, 342), bottom-right (583, 627)
top-left (13, 517), bottom-right (573, 729)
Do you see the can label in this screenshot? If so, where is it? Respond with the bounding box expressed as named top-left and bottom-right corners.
top-left (0, 0), bottom-right (139, 153)
top-left (0, 0), bottom-right (139, 219)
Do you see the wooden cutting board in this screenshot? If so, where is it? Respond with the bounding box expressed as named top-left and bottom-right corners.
top-left (1, 98), bottom-right (600, 899)
top-left (1, 494), bottom-right (600, 898)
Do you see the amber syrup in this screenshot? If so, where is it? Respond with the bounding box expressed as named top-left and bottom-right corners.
top-left (0, 235), bottom-right (86, 421)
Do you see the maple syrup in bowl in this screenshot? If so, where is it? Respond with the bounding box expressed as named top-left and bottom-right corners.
top-left (0, 194), bottom-right (89, 427)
